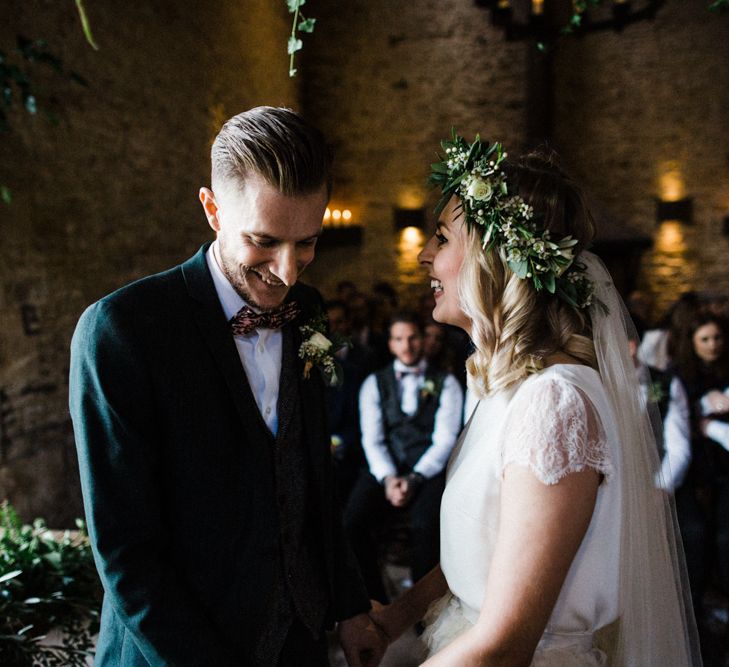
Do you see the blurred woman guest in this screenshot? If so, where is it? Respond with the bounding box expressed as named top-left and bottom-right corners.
top-left (368, 134), bottom-right (700, 665)
top-left (670, 310), bottom-right (729, 620)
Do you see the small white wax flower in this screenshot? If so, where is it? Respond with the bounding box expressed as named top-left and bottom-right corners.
top-left (307, 332), bottom-right (332, 351)
top-left (559, 247), bottom-right (575, 263)
top-left (466, 177), bottom-right (493, 201)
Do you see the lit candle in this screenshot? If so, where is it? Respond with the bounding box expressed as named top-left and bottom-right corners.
top-left (342, 209), bottom-right (352, 225)
top-left (532, 0), bottom-right (544, 15)
top-left (332, 209), bottom-right (342, 226)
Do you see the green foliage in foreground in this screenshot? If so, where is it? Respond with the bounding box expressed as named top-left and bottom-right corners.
top-left (0, 502), bottom-right (100, 666)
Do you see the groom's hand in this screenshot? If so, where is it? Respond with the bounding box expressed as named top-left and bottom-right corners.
top-left (338, 610), bottom-right (388, 667)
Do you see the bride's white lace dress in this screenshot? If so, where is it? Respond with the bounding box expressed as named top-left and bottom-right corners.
top-left (423, 364), bottom-right (620, 665)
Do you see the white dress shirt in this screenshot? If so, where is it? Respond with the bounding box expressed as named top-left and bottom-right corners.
top-left (206, 242), bottom-right (282, 435)
top-left (636, 364), bottom-right (692, 492)
top-left (700, 385), bottom-right (729, 454)
top-left (359, 358), bottom-right (463, 482)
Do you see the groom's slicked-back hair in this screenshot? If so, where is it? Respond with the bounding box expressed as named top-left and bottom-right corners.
top-left (211, 106), bottom-right (331, 197)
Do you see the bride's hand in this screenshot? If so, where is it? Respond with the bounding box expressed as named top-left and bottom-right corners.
top-left (338, 608), bottom-right (388, 667)
top-left (367, 599), bottom-right (392, 644)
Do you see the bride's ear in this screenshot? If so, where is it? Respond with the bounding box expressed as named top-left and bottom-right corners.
top-left (199, 187), bottom-right (221, 233)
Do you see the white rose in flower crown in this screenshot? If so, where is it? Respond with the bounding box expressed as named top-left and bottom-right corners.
top-left (307, 331), bottom-right (333, 352)
top-left (466, 176), bottom-right (493, 202)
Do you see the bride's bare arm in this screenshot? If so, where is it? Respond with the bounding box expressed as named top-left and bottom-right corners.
top-left (422, 465), bottom-right (599, 667)
top-left (369, 565), bottom-right (449, 643)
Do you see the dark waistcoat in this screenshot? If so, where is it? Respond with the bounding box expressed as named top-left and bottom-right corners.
top-left (646, 365), bottom-right (673, 459)
top-left (374, 365), bottom-right (445, 473)
top-left (253, 328), bottom-right (329, 665)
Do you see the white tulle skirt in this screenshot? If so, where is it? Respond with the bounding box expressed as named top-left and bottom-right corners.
top-left (421, 594), bottom-right (607, 666)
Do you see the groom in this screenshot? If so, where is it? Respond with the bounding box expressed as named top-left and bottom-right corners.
top-left (70, 107), bottom-right (384, 666)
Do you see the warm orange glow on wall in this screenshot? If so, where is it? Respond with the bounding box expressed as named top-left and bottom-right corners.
top-left (397, 226), bottom-right (425, 286)
top-left (397, 188), bottom-right (426, 210)
top-left (655, 220), bottom-right (686, 254)
top-left (658, 163), bottom-right (685, 202)
top-left (401, 227), bottom-right (423, 245)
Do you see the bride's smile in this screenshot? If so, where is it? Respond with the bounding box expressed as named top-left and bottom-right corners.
top-left (419, 196), bottom-right (470, 333)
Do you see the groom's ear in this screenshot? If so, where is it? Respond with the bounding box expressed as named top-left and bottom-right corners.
top-left (199, 187), bottom-right (221, 233)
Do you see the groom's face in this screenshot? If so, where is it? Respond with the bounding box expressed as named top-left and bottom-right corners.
top-left (200, 174), bottom-right (327, 311)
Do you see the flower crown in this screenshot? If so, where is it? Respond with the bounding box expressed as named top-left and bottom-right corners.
top-left (428, 130), bottom-right (595, 311)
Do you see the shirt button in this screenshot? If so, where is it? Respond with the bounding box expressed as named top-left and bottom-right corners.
top-left (265, 407), bottom-right (272, 415)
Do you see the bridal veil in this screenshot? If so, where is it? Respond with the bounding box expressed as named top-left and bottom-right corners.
top-left (584, 252), bottom-right (701, 665)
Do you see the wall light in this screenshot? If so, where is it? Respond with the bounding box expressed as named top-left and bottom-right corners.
top-left (319, 206), bottom-right (362, 248)
top-left (655, 197), bottom-right (693, 225)
top-left (393, 207), bottom-right (426, 231)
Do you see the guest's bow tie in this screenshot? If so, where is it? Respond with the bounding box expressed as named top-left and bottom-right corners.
top-left (230, 301), bottom-right (301, 336)
top-left (396, 367), bottom-right (423, 381)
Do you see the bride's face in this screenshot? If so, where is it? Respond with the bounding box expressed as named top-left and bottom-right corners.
top-left (418, 196), bottom-right (471, 334)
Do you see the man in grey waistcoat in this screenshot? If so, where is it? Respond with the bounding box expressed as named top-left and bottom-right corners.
top-left (344, 312), bottom-right (463, 603)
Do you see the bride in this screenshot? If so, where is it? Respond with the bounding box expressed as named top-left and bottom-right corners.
top-left (368, 134), bottom-right (701, 665)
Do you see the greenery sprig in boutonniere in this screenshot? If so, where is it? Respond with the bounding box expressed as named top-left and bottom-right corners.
top-left (420, 376), bottom-right (444, 400)
top-left (647, 381), bottom-right (667, 405)
top-left (299, 312), bottom-right (349, 387)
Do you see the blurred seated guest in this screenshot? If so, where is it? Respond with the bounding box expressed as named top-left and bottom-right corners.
top-left (349, 291), bottom-right (390, 370)
top-left (372, 281), bottom-right (399, 311)
top-left (370, 281), bottom-right (399, 352)
top-left (420, 291), bottom-right (470, 390)
top-left (344, 313), bottom-right (463, 603)
top-left (628, 334), bottom-right (691, 493)
top-left (336, 279), bottom-right (357, 303)
top-left (325, 299), bottom-right (375, 504)
top-left (626, 289), bottom-right (654, 338)
top-left (422, 320), bottom-right (451, 370)
top-left (670, 309), bottom-right (729, 620)
top-left (638, 291), bottom-right (700, 371)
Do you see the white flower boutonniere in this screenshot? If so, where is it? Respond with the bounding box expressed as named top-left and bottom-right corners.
top-left (299, 312), bottom-right (348, 387)
top-left (420, 377), bottom-right (443, 400)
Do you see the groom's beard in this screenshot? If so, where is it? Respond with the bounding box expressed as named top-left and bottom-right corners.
top-left (218, 250), bottom-right (290, 312)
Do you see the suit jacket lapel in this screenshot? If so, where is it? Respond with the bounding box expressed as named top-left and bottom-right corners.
top-left (181, 245), bottom-right (273, 440)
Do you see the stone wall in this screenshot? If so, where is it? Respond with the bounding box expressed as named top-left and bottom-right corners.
top-left (301, 0), bottom-right (530, 305)
top-left (2, 0), bottom-right (728, 524)
top-left (0, 0), bottom-right (298, 524)
top-left (551, 0), bottom-right (729, 318)
top-left (301, 0), bottom-right (729, 321)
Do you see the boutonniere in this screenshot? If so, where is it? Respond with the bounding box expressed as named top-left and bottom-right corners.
top-left (299, 312), bottom-right (348, 387)
top-left (647, 381), bottom-right (666, 405)
top-left (420, 376), bottom-right (443, 400)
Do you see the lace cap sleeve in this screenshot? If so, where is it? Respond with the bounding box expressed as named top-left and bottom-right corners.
top-left (501, 374), bottom-right (612, 485)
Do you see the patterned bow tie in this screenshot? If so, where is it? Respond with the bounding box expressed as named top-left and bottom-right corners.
top-left (230, 301), bottom-right (301, 336)
top-left (396, 367), bottom-right (423, 381)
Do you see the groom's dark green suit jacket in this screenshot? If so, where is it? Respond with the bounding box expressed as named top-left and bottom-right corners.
top-left (69, 244), bottom-right (369, 666)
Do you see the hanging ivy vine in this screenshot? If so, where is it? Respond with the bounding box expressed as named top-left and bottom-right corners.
top-left (286, 0), bottom-right (316, 77)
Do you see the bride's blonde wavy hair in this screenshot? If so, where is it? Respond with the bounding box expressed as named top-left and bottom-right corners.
top-left (460, 149), bottom-right (598, 397)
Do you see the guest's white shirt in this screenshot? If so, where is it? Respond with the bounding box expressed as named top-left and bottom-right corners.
top-left (359, 358), bottom-right (463, 482)
top-left (206, 242), bottom-right (282, 435)
top-left (700, 386), bottom-right (729, 454)
top-left (636, 364), bottom-right (691, 492)
top-left (638, 328), bottom-right (670, 371)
